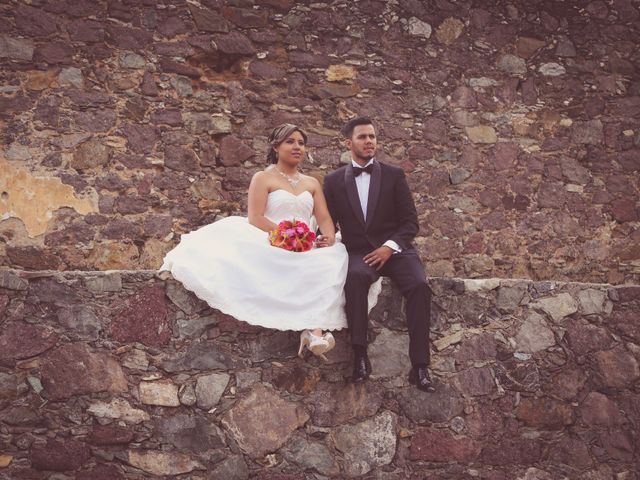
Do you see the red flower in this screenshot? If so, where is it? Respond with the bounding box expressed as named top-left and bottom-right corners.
top-left (269, 219), bottom-right (316, 252)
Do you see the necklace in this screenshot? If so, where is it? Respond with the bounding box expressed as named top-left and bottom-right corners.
top-left (275, 167), bottom-right (302, 188)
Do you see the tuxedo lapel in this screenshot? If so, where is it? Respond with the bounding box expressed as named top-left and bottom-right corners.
top-left (344, 165), bottom-right (366, 227)
top-left (365, 161), bottom-right (381, 229)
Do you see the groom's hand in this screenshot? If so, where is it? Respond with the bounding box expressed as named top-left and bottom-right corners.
top-left (364, 246), bottom-right (393, 270)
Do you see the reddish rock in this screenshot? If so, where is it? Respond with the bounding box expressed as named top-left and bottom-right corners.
top-left (102, 218), bottom-right (142, 240)
top-left (599, 430), bottom-right (635, 461)
top-left (157, 16), bottom-right (191, 38)
top-left (451, 86), bottom-right (477, 108)
top-left (122, 123), bottom-right (158, 153)
top-left (580, 392), bottom-right (624, 426)
top-left (222, 6), bottom-right (268, 27)
top-left (110, 286), bottom-right (171, 347)
top-left (543, 368), bottom-right (587, 401)
top-left (150, 109), bottom-right (182, 126)
top-left (422, 117), bottom-right (447, 143)
top-left (213, 31), bottom-right (255, 55)
top-left (67, 19), bottom-right (105, 42)
top-left (549, 436), bottom-right (593, 470)
top-left (88, 425), bottom-right (135, 445)
top-left (31, 439), bottom-right (91, 471)
top-left (288, 51), bottom-right (330, 68)
top-left (41, 343), bottom-right (128, 400)
top-left (77, 464), bottom-right (125, 480)
top-left (466, 405), bottom-right (504, 437)
top-left (73, 109), bottom-right (117, 132)
top-left (159, 58), bottom-right (201, 78)
top-left (140, 71), bottom-right (158, 96)
top-left (15, 4), bottom-right (58, 36)
top-left (164, 145), bottom-right (200, 172)
top-left (565, 319), bottom-right (612, 355)
top-left (34, 42), bottom-right (74, 64)
top-left (455, 367), bottom-right (496, 396)
top-left (456, 333), bottom-right (497, 362)
top-left (410, 428), bottom-right (481, 462)
top-left (0, 294), bottom-right (8, 319)
top-left (250, 61), bottom-right (286, 79)
top-left (308, 382), bottom-right (383, 427)
top-left (536, 182), bottom-right (566, 208)
top-left (481, 438), bottom-right (543, 465)
top-left (7, 246), bottom-right (62, 270)
top-left (189, 5), bottom-right (229, 32)
top-left (491, 142), bottom-right (519, 171)
top-left (219, 135), bottom-right (256, 167)
top-left (592, 346), bottom-right (640, 388)
top-left (516, 397), bottom-right (573, 429)
top-left (263, 364), bottom-right (322, 395)
top-left (106, 25), bottom-right (153, 49)
top-left (462, 232), bottom-right (487, 254)
top-left (609, 198), bottom-right (638, 222)
top-left (0, 323), bottom-right (58, 363)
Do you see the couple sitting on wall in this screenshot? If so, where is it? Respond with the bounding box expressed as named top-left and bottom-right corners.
top-left (161, 117), bottom-right (434, 392)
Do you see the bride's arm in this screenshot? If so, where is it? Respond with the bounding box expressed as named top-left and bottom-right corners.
top-left (311, 178), bottom-right (336, 247)
top-left (247, 172), bottom-right (278, 232)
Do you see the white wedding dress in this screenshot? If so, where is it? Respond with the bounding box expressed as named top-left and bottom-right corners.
top-left (160, 189), bottom-right (381, 331)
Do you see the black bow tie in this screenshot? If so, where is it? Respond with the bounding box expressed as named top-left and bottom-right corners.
top-left (353, 164), bottom-right (374, 176)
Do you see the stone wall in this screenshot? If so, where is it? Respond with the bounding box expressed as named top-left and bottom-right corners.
top-left (0, 0), bottom-right (639, 283)
top-left (1, 269), bottom-right (639, 478)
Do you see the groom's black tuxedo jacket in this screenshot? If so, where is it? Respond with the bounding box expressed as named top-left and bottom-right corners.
top-left (323, 161), bottom-right (419, 254)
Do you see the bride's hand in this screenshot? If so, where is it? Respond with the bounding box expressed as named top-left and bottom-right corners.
top-left (316, 234), bottom-right (335, 248)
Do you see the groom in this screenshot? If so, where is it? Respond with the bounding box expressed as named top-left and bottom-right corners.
top-left (323, 117), bottom-right (434, 391)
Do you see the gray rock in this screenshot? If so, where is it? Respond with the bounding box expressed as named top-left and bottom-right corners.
top-left (119, 52), bottom-right (146, 69)
top-left (171, 75), bottom-right (193, 96)
top-left (177, 314), bottom-right (218, 339)
top-left (179, 383), bottom-right (197, 406)
top-left (514, 311), bottom-right (556, 353)
top-left (497, 54), bottom-right (527, 75)
top-left (156, 413), bottom-right (226, 452)
top-left (578, 288), bottom-right (607, 315)
top-left (161, 342), bottom-right (248, 373)
top-left (539, 62), bottom-right (566, 76)
top-left (555, 36), bottom-right (576, 57)
top-left (450, 167), bottom-right (471, 185)
top-left (283, 432), bottom-right (339, 476)
top-left (398, 381), bottom-right (464, 423)
top-left (235, 370), bottom-right (261, 390)
top-left (221, 384), bottom-right (309, 457)
top-left (195, 372), bottom-right (229, 410)
top-left (57, 67), bottom-right (83, 88)
top-left (369, 329), bottom-right (412, 380)
top-left (88, 398), bottom-right (150, 424)
top-left (0, 372), bottom-right (26, 399)
top-left (0, 35), bottom-right (34, 61)
top-left (331, 410), bottom-right (397, 477)
top-left (0, 270), bottom-right (28, 290)
top-left (165, 281), bottom-right (202, 314)
top-left (126, 450), bottom-right (205, 476)
top-left (407, 17), bottom-right (432, 38)
top-left (122, 349), bottom-right (149, 370)
top-left (497, 283), bottom-right (529, 311)
top-left (454, 366), bottom-right (497, 396)
top-left (84, 273), bottom-right (122, 293)
top-left (308, 382), bottom-right (384, 427)
top-left (210, 455), bottom-right (248, 480)
top-left (56, 305), bottom-right (101, 339)
top-left (531, 292), bottom-right (578, 322)
top-left (572, 120), bottom-right (604, 145)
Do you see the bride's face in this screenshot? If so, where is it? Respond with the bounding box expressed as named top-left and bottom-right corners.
top-left (274, 131), bottom-right (306, 166)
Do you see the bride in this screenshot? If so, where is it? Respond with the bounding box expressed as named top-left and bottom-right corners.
top-left (160, 123), bottom-right (378, 360)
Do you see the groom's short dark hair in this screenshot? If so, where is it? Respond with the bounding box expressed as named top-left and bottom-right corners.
top-left (342, 116), bottom-right (374, 139)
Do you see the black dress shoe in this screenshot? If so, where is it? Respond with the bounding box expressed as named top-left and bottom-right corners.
top-left (353, 353), bottom-right (372, 383)
top-left (409, 366), bottom-right (435, 392)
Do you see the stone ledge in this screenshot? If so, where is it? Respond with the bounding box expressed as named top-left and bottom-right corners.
top-left (0, 268), bottom-right (639, 478)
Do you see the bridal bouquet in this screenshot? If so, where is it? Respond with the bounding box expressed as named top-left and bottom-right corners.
top-left (269, 220), bottom-right (316, 252)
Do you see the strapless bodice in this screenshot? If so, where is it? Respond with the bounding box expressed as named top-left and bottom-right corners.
top-left (264, 189), bottom-right (314, 225)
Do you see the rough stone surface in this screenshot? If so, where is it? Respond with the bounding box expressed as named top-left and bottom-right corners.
top-left (126, 450), bottom-right (205, 476)
top-left (531, 293), bottom-right (578, 322)
top-left (0, 323), bottom-right (58, 363)
top-left (195, 372), bottom-right (229, 410)
top-left (41, 342), bottom-right (127, 400)
top-left (139, 379), bottom-right (180, 407)
top-left (221, 384), bottom-right (309, 457)
top-left (514, 312), bottom-right (556, 353)
top-left (410, 428), bottom-right (481, 462)
top-left (110, 286), bottom-right (171, 347)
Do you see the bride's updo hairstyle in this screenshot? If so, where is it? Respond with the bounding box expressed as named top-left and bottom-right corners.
top-left (267, 123), bottom-right (308, 164)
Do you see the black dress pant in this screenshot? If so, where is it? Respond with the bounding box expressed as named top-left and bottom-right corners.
top-left (344, 249), bottom-right (431, 366)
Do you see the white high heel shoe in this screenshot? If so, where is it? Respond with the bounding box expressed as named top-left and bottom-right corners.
top-left (298, 330), bottom-right (335, 362)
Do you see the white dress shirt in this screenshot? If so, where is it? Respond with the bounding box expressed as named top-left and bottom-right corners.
top-left (352, 159), bottom-right (401, 253)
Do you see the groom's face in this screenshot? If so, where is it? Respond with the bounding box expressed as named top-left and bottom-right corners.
top-left (347, 124), bottom-right (377, 164)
